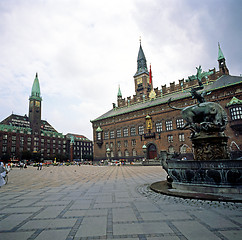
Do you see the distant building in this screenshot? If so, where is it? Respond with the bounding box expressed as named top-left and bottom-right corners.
top-left (91, 43), bottom-right (242, 162)
top-left (0, 74), bottom-right (93, 162)
top-left (66, 133), bottom-right (93, 161)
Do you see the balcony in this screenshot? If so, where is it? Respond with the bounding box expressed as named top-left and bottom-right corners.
top-left (144, 132), bottom-right (155, 139)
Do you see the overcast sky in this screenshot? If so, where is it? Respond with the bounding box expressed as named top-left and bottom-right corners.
top-left (0, 0), bottom-right (241, 140)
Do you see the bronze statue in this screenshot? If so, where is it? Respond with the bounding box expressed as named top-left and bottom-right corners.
top-left (168, 66), bottom-right (227, 135)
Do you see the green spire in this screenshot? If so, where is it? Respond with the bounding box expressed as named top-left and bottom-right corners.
top-left (218, 42), bottom-right (225, 61)
top-left (70, 135), bottom-right (75, 144)
top-left (30, 73), bottom-right (42, 101)
top-left (117, 85), bottom-right (122, 98)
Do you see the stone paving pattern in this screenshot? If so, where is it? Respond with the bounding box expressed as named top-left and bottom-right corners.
top-left (0, 165), bottom-right (241, 240)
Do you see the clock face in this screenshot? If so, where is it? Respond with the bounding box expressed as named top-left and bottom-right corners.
top-left (35, 101), bottom-right (40, 107)
top-left (30, 100), bottom-right (34, 107)
top-left (137, 78), bottom-right (142, 84)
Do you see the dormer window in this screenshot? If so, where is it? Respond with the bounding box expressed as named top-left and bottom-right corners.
top-left (226, 97), bottom-right (242, 132)
top-left (96, 126), bottom-right (103, 147)
top-left (230, 107), bottom-right (242, 120)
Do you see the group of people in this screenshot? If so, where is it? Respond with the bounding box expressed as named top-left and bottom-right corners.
top-left (37, 162), bottom-right (43, 170)
top-left (0, 162), bottom-right (8, 187)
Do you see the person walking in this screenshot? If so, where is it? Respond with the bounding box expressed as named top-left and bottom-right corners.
top-left (0, 162), bottom-right (7, 187)
top-left (39, 162), bottom-right (43, 170)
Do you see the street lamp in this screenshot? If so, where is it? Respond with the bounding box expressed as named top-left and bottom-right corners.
top-left (106, 147), bottom-right (111, 163)
top-left (142, 144), bottom-right (147, 163)
top-left (142, 144), bottom-right (147, 153)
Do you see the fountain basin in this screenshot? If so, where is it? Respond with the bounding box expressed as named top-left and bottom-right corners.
top-left (167, 159), bottom-right (242, 194)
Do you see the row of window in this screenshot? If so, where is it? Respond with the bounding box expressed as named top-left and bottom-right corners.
top-left (2, 146), bottom-right (66, 154)
top-left (2, 134), bottom-right (66, 144)
top-left (103, 119), bottom-right (184, 140)
top-left (105, 139), bottom-right (137, 150)
top-left (72, 141), bottom-right (92, 147)
top-left (168, 133), bottom-right (185, 142)
top-left (105, 134), bottom-right (185, 150)
top-left (2, 135), bottom-right (92, 148)
top-left (2, 143), bottom-right (92, 152)
top-left (107, 149), bottom-right (137, 158)
top-left (106, 144), bottom-right (188, 158)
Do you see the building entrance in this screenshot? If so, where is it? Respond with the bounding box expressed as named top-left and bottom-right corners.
top-left (147, 144), bottom-right (157, 159)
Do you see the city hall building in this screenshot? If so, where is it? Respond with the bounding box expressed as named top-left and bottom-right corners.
top-left (91, 43), bottom-right (242, 162)
top-left (0, 74), bottom-right (93, 162)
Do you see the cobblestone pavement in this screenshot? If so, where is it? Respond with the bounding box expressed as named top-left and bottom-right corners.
top-left (0, 165), bottom-right (241, 240)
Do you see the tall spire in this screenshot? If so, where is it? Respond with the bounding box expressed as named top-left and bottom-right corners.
top-left (30, 72), bottom-right (42, 101)
top-left (218, 42), bottom-right (225, 61)
top-left (117, 85), bottom-right (122, 98)
top-left (217, 43), bottom-right (229, 75)
top-left (134, 40), bottom-right (148, 77)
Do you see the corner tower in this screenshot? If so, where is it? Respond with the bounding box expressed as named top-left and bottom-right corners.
top-left (29, 73), bottom-right (42, 135)
top-left (218, 43), bottom-right (229, 75)
top-left (133, 42), bottom-right (151, 96)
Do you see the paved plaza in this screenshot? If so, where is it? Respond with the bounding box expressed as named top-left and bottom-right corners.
top-left (0, 165), bottom-right (241, 240)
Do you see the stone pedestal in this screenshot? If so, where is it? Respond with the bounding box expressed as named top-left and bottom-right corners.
top-left (192, 133), bottom-right (229, 160)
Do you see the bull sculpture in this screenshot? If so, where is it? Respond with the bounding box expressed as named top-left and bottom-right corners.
top-left (167, 66), bottom-right (228, 135)
top-left (168, 98), bottom-right (228, 135)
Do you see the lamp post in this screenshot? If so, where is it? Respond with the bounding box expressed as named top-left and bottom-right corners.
top-left (106, 147), bottom-right (111, 164)
top-left (142, 144), bottom-right (147, 164)
top-left (70, 136), bottom-right (74, 162)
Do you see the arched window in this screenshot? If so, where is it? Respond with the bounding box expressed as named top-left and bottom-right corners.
top-left (180, 145), bottom-right (187, 153)
top-left (124, 149), bottom-right (129, 157)
top-left (168, 146), bottom-right (174, 154)
top-left (118, 150), bottom-right (122, 157)
top-left (132, 149), bottom-right (137, 156)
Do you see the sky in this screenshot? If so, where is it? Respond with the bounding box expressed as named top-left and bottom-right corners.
top-left (0, 0), bottom-right (241, 140)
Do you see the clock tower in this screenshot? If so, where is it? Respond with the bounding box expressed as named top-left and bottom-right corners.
top-left (134, 42), bottom-right (152, 96)
top-left (29, 73), bottom-right (42, 135)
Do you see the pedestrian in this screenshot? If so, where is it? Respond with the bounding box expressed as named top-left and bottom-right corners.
top-left (37, 162), bottom-right (39, 170)
top-left (40, 162), bottom-right (43, 170)
top-left (6, 163), bottom-right (11, 172)
top-left (0, 162), bottom-right (7, 187)
top-left (19, 161), bottom-right (23, 169)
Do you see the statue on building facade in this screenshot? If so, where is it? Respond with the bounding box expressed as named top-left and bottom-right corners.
top-left (168, 66), bottom-right (227, 135)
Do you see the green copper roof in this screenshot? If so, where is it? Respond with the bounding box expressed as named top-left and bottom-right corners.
top-left (218, 42), bottom-right (225, 61)
top-left (0, 124), bottom-right (32, 133)
top-left (96, 126), bottom-right (103, 132)
top-left (30, 73), bottom-right (42, 101)
top-left (117, 85), bottom-right (122, 98)
top-left (134, 43), bottom-right (148, 77)
top-left (227, 97), bottom-right (242, 107)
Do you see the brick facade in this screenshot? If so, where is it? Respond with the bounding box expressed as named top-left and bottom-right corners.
top-left (91, 44), bottom-right (242, 162)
